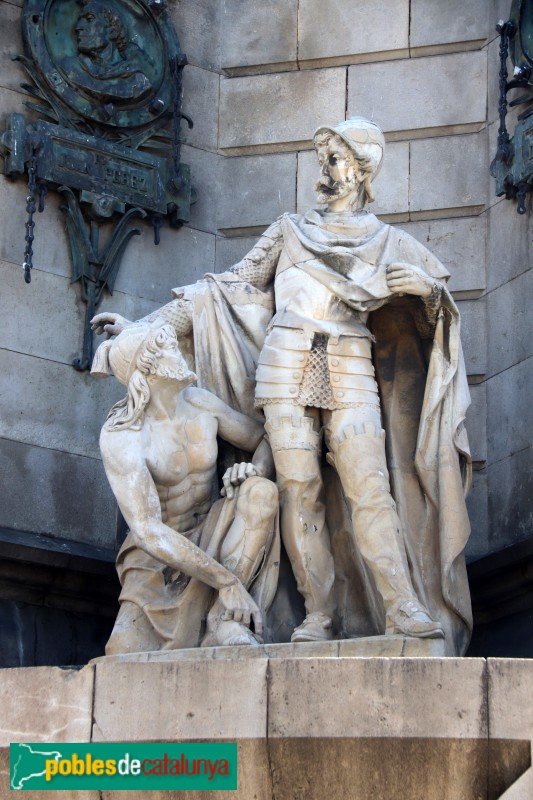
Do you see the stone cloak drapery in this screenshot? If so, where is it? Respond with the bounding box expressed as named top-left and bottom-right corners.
top-left (173, 210), bottom-right (473, 655)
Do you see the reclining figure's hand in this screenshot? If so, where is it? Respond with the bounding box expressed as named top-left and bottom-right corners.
top-left (218, 578), bottom-right (263, 639)
top-left (91, 312), bottom-right (132, 338)
top-left (220, 462), bottom-right (258, 499)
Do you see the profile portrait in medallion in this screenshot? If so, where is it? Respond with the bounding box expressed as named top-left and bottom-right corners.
top-left (60, 0), bottom-right (153, 105)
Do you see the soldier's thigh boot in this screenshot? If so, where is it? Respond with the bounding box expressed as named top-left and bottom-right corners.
top-left (326, 410), bottom-right (443, 639)
top-left (265, 407), bottom-right (335, 640)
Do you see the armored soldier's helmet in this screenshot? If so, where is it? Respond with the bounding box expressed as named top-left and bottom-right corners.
top-left (314, 117), bottom-right (385, 178)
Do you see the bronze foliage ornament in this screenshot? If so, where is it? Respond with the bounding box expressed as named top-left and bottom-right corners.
top-left (1, 0), bottom-right (193, 370)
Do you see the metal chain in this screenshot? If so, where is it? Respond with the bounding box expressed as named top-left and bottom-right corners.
top-left (171, 53), bottom-right (187, 188)
top-left (495, 20), bottom-right (516, 166)
top-left (23, 147), bottom-right (38, 284)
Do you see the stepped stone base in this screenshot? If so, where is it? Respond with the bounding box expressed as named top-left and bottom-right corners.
top-left (93, 634), bottom-right (447, 664)
top-left (0, 653), bottom-right (531, 798)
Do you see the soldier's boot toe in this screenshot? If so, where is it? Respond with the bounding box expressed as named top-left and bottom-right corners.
top-left (291, 612), bottom-right (334, 643)
top-left (386, 600), bottom-right (444, 639)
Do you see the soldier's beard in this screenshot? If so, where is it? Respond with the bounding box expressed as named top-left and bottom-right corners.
top-left (314, 174), bottom-right (360, 207)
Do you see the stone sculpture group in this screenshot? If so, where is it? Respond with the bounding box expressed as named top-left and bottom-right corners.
top-left (92, 117), bottom-right (473, 657)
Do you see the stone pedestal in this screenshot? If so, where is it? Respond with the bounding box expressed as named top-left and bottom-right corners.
top-left (0, 653), bottom-right (531, 799)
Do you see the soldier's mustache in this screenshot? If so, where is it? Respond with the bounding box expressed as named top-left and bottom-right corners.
top-left (315, 178), bottom-right (341, 195)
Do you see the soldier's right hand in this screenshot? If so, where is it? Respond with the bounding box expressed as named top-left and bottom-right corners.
top-left (91, 313), bottom-right (132, 338)
top-left (220, 462), bottom-right (258, 499)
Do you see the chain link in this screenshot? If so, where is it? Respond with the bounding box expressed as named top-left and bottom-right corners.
top-left (495, 21), bottom-right (515, 167)
top-left (171, 53), bottom-right (187, 189)
top-left (23, 147), bottom-right (38, 284)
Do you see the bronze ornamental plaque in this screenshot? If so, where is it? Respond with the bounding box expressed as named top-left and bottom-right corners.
top-left (33, 120), bottom-right (183, 215)
top-left (22, 0), bottom-right (178, 128)
top-left (0, 0), bottom-right (192, 368)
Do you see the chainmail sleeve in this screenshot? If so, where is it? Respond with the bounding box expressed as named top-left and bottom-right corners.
top-left (138, 298), bottom-right (193, 336)
top-left (223, 219), bottom-right (283, 289)
top-left (412, 282), bottom-right (443, 339)
top-left (135, 220), bottom-right (282, 333)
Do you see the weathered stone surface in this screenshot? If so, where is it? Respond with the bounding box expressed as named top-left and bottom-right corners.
top-left (96, 636), bottom-right (445, 664)
top-left (0, 178), bottom-right (71, 277)
top-left (0, 260), bottom-right (85, 364)
top-left (92, 660), bottom-right (272, 798)
top-left (181, 65), bottom-right (220, 152)
top-left (410, 131), bottom-right (489, 213)
top-left (0, 438), bottom-right (117, 546)
top-left (298, 0), bottom-right (409, 64)
top-left (0, 665), bottom-right (94, 745)
top-left (0, 348), bottom-right (124, 458)
top-left (219, 69), bottom-right (346, 152)
top-left (215, 235), bottom-right (258, 272)
top-left (410, 0), bottom-right (489, 50)
top-left (348, 51), bottom-right (486, 135)
top-left (489, 659), bottom-right (533, 738)
top-left (269, 657), bottom-right (486, 739)
top-left (168, 0), bottom-right (220, 71)
top-left (487, 358), bottom-right (533, 461)
top-left (0, 258), bottom-right (161, 365)
top-left (372, 141), bottom-right (410, 217)
top-left (92, 659), bottom-right (268, 740)
top-left (465, 470), bottom-right (489, 560)
top-left (113, 223), bottom-right (216, 304)
top-left (0, 1), bottom-right (24, 93)
top-left (296, 149), bottom-right (321, 214)
top-left (182, 145), bottom-right (222, 234)
top-left (456, 298), bottom-right (487, 377)
top-left (487, 269), bottom-right (532, 378)
top-left (467, 382), bottom-right (487, 463)
top-left (0, 753), bottom-right (99, 800)
top-left (220, 0), bottom-right (297, 72)
top-left (487, 36), bottom-right (500, 126)
top-left (398, 216), bottom-right (486, 296)
top-left (0, 84), bottom-right (43, 126)
top-left (487, 201), bottom-right (530, 292)
top-left (0, 665), bottom-right (97, 798)
top-left (268, 658), bottom-right (490, 798)
top-left (217, 153), bottom-right (296, 231)
top-left (488, 659), bottom-right (533, 800)
top-left (96, 290), bottom-right (161, 329)
top-left (297, 141), bottom-right (409, 217)
top-left (486, 445), bottom-right (533, 549)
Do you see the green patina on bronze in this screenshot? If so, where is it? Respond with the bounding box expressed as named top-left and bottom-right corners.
top-left (23, 0), bottom-right (177, 129)
top-left (490, 0), bottom-right (533, 212)
top-left (510, 0), bottom-right (533, 75)
top-left (1, 0), bottom-right (192, 370)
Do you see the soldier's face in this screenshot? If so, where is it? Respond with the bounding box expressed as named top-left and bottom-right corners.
top-left (75, 6), bottom-right (110, 54)
top-left (314, 135), bottom-right (362, 208)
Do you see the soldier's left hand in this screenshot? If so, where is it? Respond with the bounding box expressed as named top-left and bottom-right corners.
top-left (386, 262), bottom-right (433, 299)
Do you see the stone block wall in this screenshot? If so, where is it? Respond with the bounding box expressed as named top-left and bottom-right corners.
top-left (209, 0), bottom-right (530, 561)
top-left (1, 657), bottom-right (533, 799)
top-left (0, 0), bottom-right (221, 551)
top-left (0, 0), bottom-right (531, 656)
